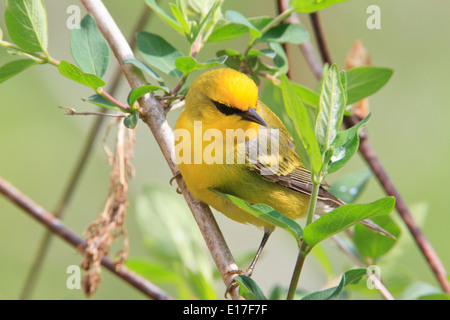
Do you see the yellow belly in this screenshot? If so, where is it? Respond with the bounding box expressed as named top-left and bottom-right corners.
top-left (178, 160), bottom-right (310, 229)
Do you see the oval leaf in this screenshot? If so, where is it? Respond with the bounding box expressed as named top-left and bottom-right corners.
top-left (346, 66), bottom-right (393, 105)
top-left (315, 64), bottom-right (346, 156)
top-left (58, 60), bottom-right (105, 89)
top-left (5, 0), bottom-right (48, 53)
top-left (70, 13), bottom-right (110, 78)
top-left (280, 74), bottom-right (322, 174)
top-left (137, 32), bottom-right (183, 78)
top-left (235, 275), bottom-right (267, 300)
top-left (225, 10), bottom-right (261, 38)
top-left (175, 55), bottom-right (227, 74)
top-left (303, 197), bottom-right (396, 248)
top-left (210, 189), bottom-right (302, 243)
top-left (82, 94), bottom-right (122, 111)
top-left (127, 85), bottom-right (169, 108)
top-left (0, 59), bottom-right (37, 84)
top-left (327, 113), bottom-right (371, 174)
top-left (354, 215), bottom-right (401, 260)
top-left (124, 58), bottom-right (165, 85)
top-left (258, 24), bottom-right (309, 44)
top-left (124, 111), bottom-right (139, 129)
top-left (207, 23), bottom-right (250, 43)
top-left (301, 268), bottom-right (367, 300)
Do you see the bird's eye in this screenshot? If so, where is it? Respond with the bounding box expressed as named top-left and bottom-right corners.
top-left (212, 100), bottom-right (240, 116)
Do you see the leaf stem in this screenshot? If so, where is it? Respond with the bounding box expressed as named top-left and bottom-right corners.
top-left (260, 7), bottom-right (294, 35)
top-left (96, 87), bottom-right (131, 111)
top-left (244, 7), bottom-right (294, 57)
top-left (0, 40), bottom-right (60, 66)
top-left (287, 180), bottom-right (320, 300)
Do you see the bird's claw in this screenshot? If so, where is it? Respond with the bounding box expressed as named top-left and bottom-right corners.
top-left (223, 268), bottom-right (254, 299)
top-left (169, 171), bottom-right (182, 194)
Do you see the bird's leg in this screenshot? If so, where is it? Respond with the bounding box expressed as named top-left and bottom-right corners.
top-left (245, 229), bottom-right (273, 277)
top-left (224, 228), bottom-right (273, 297)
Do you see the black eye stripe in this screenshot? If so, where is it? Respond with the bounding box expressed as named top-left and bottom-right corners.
top-left (212, 100), bottom-right (244, 116)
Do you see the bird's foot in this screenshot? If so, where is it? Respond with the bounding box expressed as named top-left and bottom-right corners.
top-left (223, 267), bottom-right (255, 298)
top-left (169, 171), bottom-right (182, 194)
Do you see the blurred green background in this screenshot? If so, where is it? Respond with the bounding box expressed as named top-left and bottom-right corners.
top-left (0, 0), bottom-right (449, 299)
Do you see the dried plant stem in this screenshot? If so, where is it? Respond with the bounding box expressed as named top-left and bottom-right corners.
top-left (79, 0), bottom-right (242, 300)
top-left (0, 176), bottom-right (172, 300)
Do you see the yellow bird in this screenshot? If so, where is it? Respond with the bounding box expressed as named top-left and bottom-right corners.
top-left (174, 68), bottom-right (385, 276)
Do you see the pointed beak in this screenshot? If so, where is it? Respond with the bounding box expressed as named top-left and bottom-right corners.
top-left (240, 107), bottom-right (268, 127)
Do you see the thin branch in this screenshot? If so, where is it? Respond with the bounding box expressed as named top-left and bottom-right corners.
top-left (59, 106), bottom-right (126, 117)
top-left (276, 0), bottom-right (323, 79)
top-left (309, 12), bottom-right (332, 69)
top-left (0, 176), bottom-right (172, 300)
top-left (307, 11), bottom-right (450, 294)
top-left (331, 235), bottom-right (395, 300)
top-left (79, 0), bottom-right (242, 300)
top-left (19, 6), bottom-right (152, 300)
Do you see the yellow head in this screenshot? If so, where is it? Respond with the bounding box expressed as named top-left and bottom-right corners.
top-left (183, 68), bottom-right (267, 129)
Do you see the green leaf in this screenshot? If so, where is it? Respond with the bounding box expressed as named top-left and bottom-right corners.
top-left (346, 66), bottom-right (393, 105)
top-left (301, 268), bottom-right (367, 300)
top-left (235, 275), bottom-right (267, 300)
top-left (280, 74), bottom-right (322, 174)
top-left (70, 13), bottom-right (110, 78)
top-left (247, 48), bottom-right (276, 59)
top-left (175, 55), bottom-right (227, 74)
top-left (0, 59), bottom-right (37, 84)
top-left (258, 24), bottom-right (309, 44)
top-left (207, 23), bottom-right (249, 43)
top-left (137, 32), bottom-right (183, 78)
top-left (419, 293), bottom-right (450, 300)
top-left (225, 10), bottom-right (261, 38)
top-left (293, 0), bottom-right (351, 13)
top-left (82, 94), bottom-right (121, 111)
top-left (210, 189), bottom-right (302, 243)
top-left (354, 215), bottom-right (401, 260)
top-left (326, 113), bottom-right (370, 174)
top-left (291, 83), bottom-right (320, 108)
top-left (5, 0), bottom-right (48, 53)
top-left (270, 42), bottom-right (289, 74)
top-left (145, 0), bottom-right (183, 34)
top-left (216, 49), bottom-right (241, 70)
top-left (124, 111), bottom-right (139, 129)
top-left (328, 168), bottom-right (372, 204)
top-left (58, 60), bottom-right (105, 89)
top-left (127, 85), bottom-right (169, 108)
top-left (170, 3), bottom-right (191, 36)
top-left (124, 58), bottom-right (165, 85)
top-left (315, 64), bottom-right (346, 157)
top-left (303, 197), bottom-right (396, 248)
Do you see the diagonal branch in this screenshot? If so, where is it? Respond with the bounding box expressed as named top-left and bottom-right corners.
top-left (308, 11), bottom-right (450, 294)
top-left (0, 176), bottom-right (172, 300)
top-left (277, 0), bottom-right (449, 294)
top-left (79, 0), bottom-right (242, 300)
